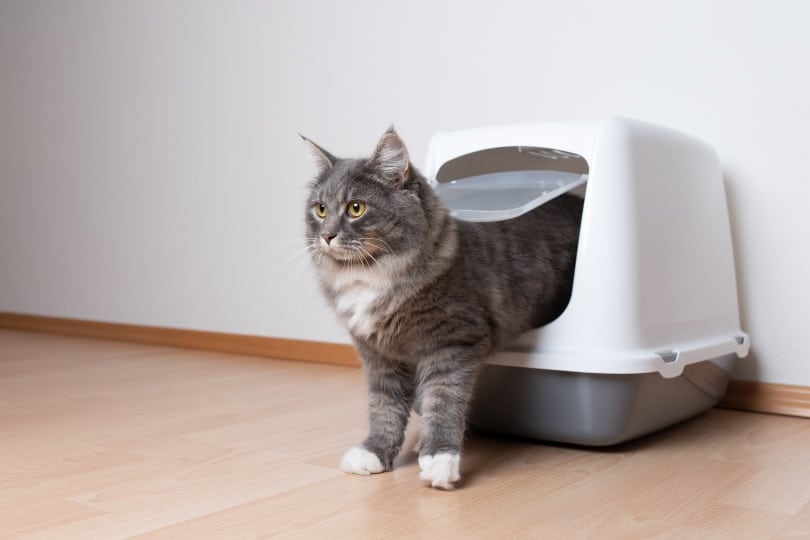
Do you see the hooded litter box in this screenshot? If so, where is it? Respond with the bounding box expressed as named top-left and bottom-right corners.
top-left (424, 116), bottom-right (750, 446)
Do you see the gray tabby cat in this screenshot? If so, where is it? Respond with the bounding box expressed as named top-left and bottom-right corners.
top-left (303, 128), bottom-right (582, 490)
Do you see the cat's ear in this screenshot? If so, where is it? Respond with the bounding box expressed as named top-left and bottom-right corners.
top-left (368, 127), bottom-right (410, 186)
top-left (299, 134), bottom-right (337, 174)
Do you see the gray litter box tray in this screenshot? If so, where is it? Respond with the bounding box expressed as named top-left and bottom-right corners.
top-left (470, 355), bottom-right (735, 446)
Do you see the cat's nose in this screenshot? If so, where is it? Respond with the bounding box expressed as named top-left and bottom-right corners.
top-left (321, 233), bottom-right (336, 245)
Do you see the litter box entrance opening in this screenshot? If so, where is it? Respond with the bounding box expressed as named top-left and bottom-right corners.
top-left (433, 146), bottom-right (589, 223)
top-left (433, 145), bottom-right (589, 327)
top-left (436, 146), bottom-right (588, 181)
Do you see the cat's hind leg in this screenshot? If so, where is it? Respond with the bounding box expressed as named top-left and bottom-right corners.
top-left (415, 350), bottom-right (480, 490)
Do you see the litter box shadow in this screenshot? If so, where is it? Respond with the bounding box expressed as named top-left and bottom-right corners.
top-left (455, 409), bottom-right (724, 488)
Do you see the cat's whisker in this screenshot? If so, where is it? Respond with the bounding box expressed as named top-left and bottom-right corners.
top-left (359, 247), bottom-right (395, 292)
top-left (252, 237), bottom-right (318, 279)
top-left (274, 237), bottom-right (314, 248)
top-left (261, 241), bottom-right (320, 321)
top-left (356, 240), bottom-right (396, 289)
top-left (274, 244), bottom-right (318, 278)
top-left (244, 237), bottom-right (316, 278)
top-left (363, 243), bottom-right (392, 257)
top-left (359, 238), bottom-right (395, 255)
top-left (265, 237), bottom-right (318, 261)
top-left (268, 244), bottom-right (320, 316)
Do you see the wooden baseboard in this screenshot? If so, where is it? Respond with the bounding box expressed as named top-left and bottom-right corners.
top-left (0, 312), bottom-right (360, 368)
top-left (1, 312), bottom-right (808, 419)
top-left (719, 380), bottom-right (810, 418)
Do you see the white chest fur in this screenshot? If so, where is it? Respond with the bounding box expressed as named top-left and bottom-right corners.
top-left (334, 282), bottom-right (382, 338)
top-left (323, 259), bottom-right (395, 339)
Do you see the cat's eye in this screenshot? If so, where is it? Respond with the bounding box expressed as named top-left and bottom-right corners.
top-left (347, 201), bottom-right (366, 218)
top-left (314, 203), bottom-right (327, 218)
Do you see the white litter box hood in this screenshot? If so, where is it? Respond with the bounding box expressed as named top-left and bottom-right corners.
top-left (425, 116), bottom-right (750, 380)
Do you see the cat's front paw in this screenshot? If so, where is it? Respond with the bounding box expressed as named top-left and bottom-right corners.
top-left (418, 453), bottom-right (460, 490)
top-left (340, 446), bottom-right (385, 476)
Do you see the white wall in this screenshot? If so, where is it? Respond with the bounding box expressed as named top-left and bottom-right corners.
top-left (1, 0), bottom-right (808, 385)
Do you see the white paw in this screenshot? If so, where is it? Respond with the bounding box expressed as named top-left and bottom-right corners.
top-left (418, 453), bottom-right (460, 490)
top-left (340, 446), bottom-right (385, 476)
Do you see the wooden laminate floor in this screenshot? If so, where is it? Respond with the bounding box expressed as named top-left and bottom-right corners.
top-left (2, 330), bottom-right (810, 539)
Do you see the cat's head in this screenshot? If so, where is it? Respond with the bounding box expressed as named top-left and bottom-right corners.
top-left (302, 128), bottom-right (437, 264)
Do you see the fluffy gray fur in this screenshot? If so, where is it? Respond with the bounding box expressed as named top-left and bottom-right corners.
top-left (303, 129), bottom-right (582, 489)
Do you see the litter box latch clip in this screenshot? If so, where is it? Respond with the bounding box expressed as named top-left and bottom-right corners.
top-left (656, 350), bottom-right (682, 378)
